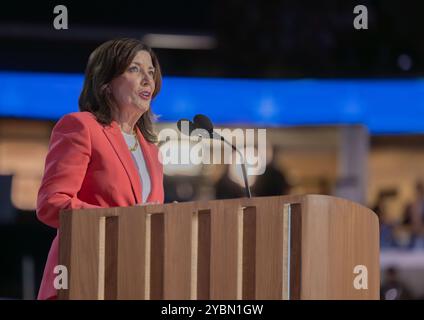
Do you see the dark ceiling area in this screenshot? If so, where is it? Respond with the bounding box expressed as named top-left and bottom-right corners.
top-left (1, 0), bottom-right (423, 78)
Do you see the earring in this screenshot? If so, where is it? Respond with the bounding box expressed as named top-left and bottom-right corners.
top-left (104, 84), bottom-right (111, 94)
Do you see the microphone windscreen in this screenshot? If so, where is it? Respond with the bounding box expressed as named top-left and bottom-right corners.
top-left (193, 114), bottom-right (214, 132)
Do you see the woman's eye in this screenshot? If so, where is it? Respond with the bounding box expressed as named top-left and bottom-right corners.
top-left (129, 66), bottom-right (139, 72)
top-left (149, 71), bottom-right (155, 76)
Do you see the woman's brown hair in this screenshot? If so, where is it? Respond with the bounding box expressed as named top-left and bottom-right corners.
top-left (79, 38), bottom-right (162, 143)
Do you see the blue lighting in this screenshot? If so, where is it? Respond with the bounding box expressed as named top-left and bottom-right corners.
top-left (0, 71), bottom-right (423, 134)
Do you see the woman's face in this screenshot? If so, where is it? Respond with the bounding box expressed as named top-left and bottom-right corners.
top-left (109, 50), bottom-right (156, 116)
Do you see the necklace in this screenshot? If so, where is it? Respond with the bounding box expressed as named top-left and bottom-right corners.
top-left (121, 127), bottom-right (139, 152)
top-left (128, 131), bottom-right (139, 152)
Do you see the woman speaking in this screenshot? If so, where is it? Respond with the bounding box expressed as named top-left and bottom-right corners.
top-left (36, 38), bottom-right (164, 300)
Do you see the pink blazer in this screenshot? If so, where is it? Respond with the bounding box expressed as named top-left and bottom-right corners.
top-left (36, 111), bottom-right (164, 299)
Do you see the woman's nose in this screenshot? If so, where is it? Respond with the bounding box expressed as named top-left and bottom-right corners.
top-left (140, 73), bottom-right (150, 86)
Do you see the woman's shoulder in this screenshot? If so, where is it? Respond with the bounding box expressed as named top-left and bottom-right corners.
top-left (52, 112), bottom-right (102, 136)
top-left (59, 111), bottom-right (97, 124)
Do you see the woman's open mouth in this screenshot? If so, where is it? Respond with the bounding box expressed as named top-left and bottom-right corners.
top-left (138, 90), bottom-right (151, 100)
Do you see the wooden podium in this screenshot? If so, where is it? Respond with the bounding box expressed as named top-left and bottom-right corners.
top-left (58, 195), bottom-right (379, 300)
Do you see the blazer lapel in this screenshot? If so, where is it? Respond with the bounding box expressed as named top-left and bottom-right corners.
top-left (103, 122), bottom-right (142, 204)
top-left (136, 127), bottom-right (159, 203)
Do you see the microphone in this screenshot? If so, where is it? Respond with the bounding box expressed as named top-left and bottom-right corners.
top-left (193, 114), bottom-right (214, 134)
top-left (177, 114), bottom-right (252, 198)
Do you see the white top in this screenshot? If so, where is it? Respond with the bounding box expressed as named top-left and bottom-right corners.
top-left (121, 130), bottom-right (151, 203)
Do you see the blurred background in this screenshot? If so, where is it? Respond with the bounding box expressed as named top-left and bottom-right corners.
top-left (1, 0), bottom-right (424, 299)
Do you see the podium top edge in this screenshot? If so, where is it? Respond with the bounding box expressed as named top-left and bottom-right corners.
top-left (60, 194), bottom-right (377, 222)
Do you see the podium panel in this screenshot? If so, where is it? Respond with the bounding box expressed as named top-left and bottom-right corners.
top-left (58, 195), bottom-right (379, 300)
